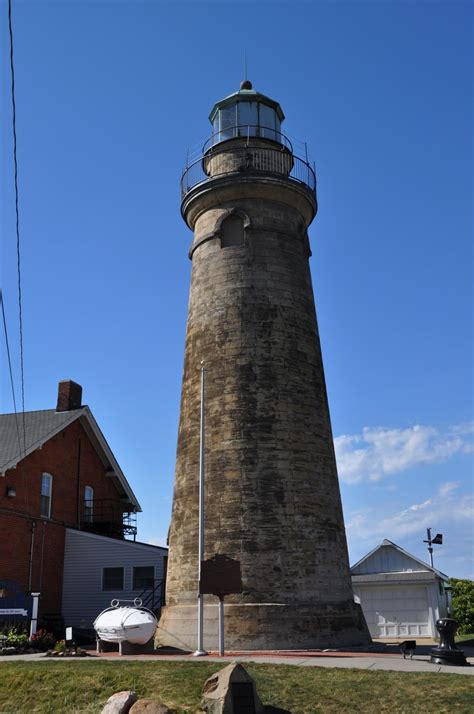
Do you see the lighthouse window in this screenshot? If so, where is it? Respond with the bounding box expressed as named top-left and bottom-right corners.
top-left (102, 567), bottom-right (124, 591)
top-left (220, 215), bottom-right (244, 248)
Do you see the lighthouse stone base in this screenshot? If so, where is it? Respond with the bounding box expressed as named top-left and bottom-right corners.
top-left (156, 600), bottom-right (370, 651)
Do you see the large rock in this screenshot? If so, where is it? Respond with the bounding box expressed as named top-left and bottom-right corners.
top-left (201, 662), bottom-right (263, 714)
top-left (129, 701), bottom-right (174, 713)
top-left (101, 691), bottom-right (138, 714)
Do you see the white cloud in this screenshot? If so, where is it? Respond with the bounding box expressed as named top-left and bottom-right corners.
top-left (346, 481), bottom-right (474, 543)
top-left (334, 422), bottom-right (473, 484)
top-left (438, 481), bottom-right (459, 498)
top-left (449, 422), bottom-right (474, 437)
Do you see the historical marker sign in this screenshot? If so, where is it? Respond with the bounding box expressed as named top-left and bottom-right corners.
top-left (199, 554), bottom-right (242, 597)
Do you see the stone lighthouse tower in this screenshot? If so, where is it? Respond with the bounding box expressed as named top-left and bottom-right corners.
top-left (157, 81), bottom-right (370, 650)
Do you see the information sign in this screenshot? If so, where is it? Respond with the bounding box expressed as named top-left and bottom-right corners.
top-left (199, 554), bottom-right (242, 597)
top-left (0, 608), bottom-right (28, 616)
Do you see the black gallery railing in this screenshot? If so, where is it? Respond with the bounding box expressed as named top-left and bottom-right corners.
top-left (181, 142), bottom-right (316, 199)
top-left (202, 125), bottom-right (294, 153)
top-left (82, 499), bottom-right (137, 539)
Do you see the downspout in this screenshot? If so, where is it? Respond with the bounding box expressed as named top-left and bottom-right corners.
top-left (28, 520), bottom-right (36, 592)
top-left (38, 520), bottom-right (47, 593)
top-left (76, 438), bottom-right (81, 528)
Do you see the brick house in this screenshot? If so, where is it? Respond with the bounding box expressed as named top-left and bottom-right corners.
top-left (0, 380), bottom-right (146, 627)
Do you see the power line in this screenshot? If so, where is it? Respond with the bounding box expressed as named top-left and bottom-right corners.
top-left (7, 0), bottom-right (26, 447)
top-left (4, 1), bottom-right (30, 516)
top-left (0, 290), bottom-right (23, 456)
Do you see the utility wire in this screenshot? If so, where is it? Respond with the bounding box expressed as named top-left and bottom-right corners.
top-left (8, 0), bottom-right (27, 452)
top-left (4, 1), bottom-right (30, 517)
top-left (0, 290), bottom-right (23, 457)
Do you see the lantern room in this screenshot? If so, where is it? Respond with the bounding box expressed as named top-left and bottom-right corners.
top-left (208, 80), bottom-right (285, 146)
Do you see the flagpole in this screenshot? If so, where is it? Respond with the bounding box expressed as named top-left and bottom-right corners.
top-left (194, 361), bottom-right (207, 656)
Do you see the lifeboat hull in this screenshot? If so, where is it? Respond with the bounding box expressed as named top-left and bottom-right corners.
top-left (93, 606), bottom-right (157, 644)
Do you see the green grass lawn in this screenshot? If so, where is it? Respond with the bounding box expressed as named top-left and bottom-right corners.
top-left (0, 660), bottom-right (473, 713)
top-left (456, 634), bottom-right (474, 645)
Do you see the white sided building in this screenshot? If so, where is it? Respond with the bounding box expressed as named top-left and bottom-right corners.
top-left (351, 539), bottom-right (450, 639)
top-left (62, 528), bottom-right (167, 628)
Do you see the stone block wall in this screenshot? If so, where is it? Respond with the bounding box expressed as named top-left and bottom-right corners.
top-left (158, 168), bottom-right (370, 649)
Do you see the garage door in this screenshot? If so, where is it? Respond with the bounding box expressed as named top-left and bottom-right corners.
top-left (359, 586), bottom-right (432, 638)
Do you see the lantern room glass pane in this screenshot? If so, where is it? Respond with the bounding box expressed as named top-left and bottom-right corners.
top-left (219, 105), bottom-right (237, 140)
top-left (260, 104), bottom-right (277, 141)
top-left (238, 101), bottom-right (257, 136)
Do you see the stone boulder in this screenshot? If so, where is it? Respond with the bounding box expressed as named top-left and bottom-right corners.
top-left (101, 691), bottom-right (138, 714)
top-left (201, 662), bottom-right (264, 714)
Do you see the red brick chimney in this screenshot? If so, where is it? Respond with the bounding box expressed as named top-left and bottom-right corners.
top-left (56, 380), bottom-right (83, 412)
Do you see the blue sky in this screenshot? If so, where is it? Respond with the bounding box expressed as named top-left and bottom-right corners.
top-left (1, 1), bottom-right (472, 578)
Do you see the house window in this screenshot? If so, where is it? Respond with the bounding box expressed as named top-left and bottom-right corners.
top-left (40, 473), bottom-right (52, 518)
top-left (220, 215), bottom-right (244, 248)
top-left (133, 566), bottom-right (154, 590)
top-left (84, 485), bottom-right (94, 523)
top-left (102, 567), bottom-right (124, 591)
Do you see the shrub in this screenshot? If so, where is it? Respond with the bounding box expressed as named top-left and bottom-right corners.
top-left (0, 625), bottom-right (29, 649)
top-left (449, 578), bottom-right (474, 635)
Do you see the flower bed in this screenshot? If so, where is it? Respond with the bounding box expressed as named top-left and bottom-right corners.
top-left (0, 626), bottom-right (56, 655)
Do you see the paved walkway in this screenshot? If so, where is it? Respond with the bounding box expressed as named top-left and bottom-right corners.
top-left (2, 645), bottom-right (473, 675)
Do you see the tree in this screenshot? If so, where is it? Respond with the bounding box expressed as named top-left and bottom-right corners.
top-left (449, 578), bottom-right (474, 635)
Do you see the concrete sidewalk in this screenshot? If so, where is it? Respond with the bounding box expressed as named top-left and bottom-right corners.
top-left (1, 646), bottom-right (473, 675)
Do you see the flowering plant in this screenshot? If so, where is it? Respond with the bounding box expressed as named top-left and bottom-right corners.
top-left (30, 628), bottom-right (56, 650)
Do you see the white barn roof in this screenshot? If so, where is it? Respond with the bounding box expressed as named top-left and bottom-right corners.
top-left (351, 539), bottom-right (448, 581)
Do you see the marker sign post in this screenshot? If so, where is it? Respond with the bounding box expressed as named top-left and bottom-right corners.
top-left (199, 554), bottom-right (242, 656)
top-left (29, 594), bottom-right (40, 637)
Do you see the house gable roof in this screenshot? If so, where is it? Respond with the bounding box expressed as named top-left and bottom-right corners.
top-left (350, 539), bottom-right (448, 580)
top-left (0, 407), bottom-right (141, 511)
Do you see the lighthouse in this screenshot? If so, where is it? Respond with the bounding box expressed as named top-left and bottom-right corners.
top-left (157, 81), bottom-right (370, 650)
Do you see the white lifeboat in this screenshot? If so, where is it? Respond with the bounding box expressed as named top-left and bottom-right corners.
top-left (93, 599), bottom-right (158, 645)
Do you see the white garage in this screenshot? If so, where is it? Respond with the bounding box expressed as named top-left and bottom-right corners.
top-left (351, 540), bottom-right (449, 640)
